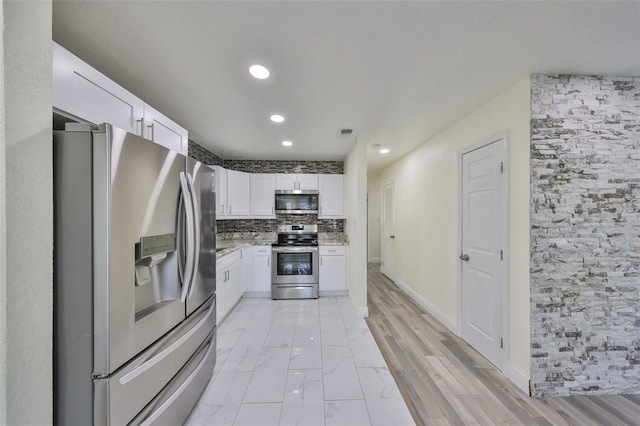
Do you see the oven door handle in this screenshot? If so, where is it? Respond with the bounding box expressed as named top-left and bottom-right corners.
top-left (271, 247), bottom-right (319, 253)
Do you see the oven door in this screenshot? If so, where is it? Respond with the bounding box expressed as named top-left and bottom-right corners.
top-left (271, 247), bottom-right (319, 285)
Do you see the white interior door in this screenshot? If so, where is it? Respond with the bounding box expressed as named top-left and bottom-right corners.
top-left (460, 140), bottom-right (505, 370)
top-left (381, 182), bottom-right (395, 279)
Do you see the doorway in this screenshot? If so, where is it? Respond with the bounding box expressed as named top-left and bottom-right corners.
top-left (458, 135), bottom-right (508, 371)
top-left (381, 181), bottom-right (395, 279)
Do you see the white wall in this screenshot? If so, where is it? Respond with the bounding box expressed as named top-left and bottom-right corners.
top-left (345, 139), bottom-right (368, 316)
top-left (380, 77), bottom-right (531, 380)
top-left (367, 174), bottom-right (381, 262)
top-left (2, 1), bottom-right (53, 423)
top-left (0, 2), bottom-right (6, 421)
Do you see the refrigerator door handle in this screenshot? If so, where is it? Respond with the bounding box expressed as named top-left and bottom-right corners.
top-left (179, 172), bottom-right (196, 302)
top-left (186, 173), bottom-right (200, 299)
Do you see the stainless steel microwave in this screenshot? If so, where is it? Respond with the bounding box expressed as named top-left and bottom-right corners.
top-left (275, 190), bottom-right (319, 214)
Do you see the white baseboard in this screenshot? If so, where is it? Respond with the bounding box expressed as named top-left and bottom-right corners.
top-left (356, 306), bottom-right (369, 317)
top-left (507, 365), bottom-right (530, 395)
top-left (348, 293), bottom-right (369, 318)
top-left (368, 257), bottom-right (381, 263)
top-left (394, 278), bottom-right (457, 333)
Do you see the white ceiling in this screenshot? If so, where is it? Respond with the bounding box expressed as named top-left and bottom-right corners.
top-left (52, 1), bottom-right (640, 174)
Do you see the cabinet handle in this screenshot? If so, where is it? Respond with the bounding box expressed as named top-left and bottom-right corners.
top-left (229, 205), bottom-right (232, 215)
top-left (320, 257), bottom-right (323, 266)
top-left (221, 204), bottom-right (224, 214)
top-left (147, 123), bottom-right (155, 140)
top-left (267, 258), bottom-right (270, 267)
top-left (136, 119), bottom-right (144, 136)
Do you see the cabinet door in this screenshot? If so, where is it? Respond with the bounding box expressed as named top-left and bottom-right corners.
top-left (212, 166), bottom-right (227, 219)
top-left (53, 42), bottom-right (144, 135)
top-left (250, 174), bottom-right (276, 218)
top-left (143, 103), bottom-right (188, 154)
top-left (228, 257), bottom-right (245, 306)
top-left (319, 255), bottom-right (346, 291)
top-left (275, 174), bottom-right (297, 191)
top-left (298, 174), bottom-right (319, 190)
top-left (318, 174), bottom-right (344, 218)
top-left (216, 265), bottom-right (228, 323)
top-left (226, 170), bottom-right (250, 217)
top-left (251, 255), bottom-right (271, 292)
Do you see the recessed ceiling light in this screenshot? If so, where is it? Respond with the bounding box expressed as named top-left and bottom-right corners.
top-left (270, 114), bottom-right (285, 123)
top-left (249, 64), bottom-right (270, 79)
top-left (379, 148), bottom-right (390, 154)
top-left (282, 140), bottom-right (293, 147)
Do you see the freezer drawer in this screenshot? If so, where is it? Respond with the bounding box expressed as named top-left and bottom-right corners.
top-left (131, 330), bottom-right (216, 425)
top-left (94, 297), bottom-right (215, 426)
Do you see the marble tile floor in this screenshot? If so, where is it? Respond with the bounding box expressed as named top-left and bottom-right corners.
top-left (185, 296), bottom-right (415, 426)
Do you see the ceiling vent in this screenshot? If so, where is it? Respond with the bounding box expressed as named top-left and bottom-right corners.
top-left (338, 128), bottom-right (354, 137)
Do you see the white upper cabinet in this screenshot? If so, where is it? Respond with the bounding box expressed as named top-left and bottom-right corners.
top-left (318, 174), bottom-right (344, 218)
top-left (226, 169), bottom-right (251, 217)
top-left (298, 174), bottom-right (319, 190)
top-left (53, 42), bottom-right (144, 135)
top-left (275, 174), bottom-right (319, 191)
top-left (53, 42), bottom-right (188, 154)
top-left (142, 104), bottom-right (188, 154)
top-left (250, 174), bottom-right (276, 218)
top-left (212, 166), bottom-right (228, 219)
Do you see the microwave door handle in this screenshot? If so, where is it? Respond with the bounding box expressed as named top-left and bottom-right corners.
top-left (186, 173), bottom-right (200, 298)
top-left (179, 172), bottom-right (195, 302)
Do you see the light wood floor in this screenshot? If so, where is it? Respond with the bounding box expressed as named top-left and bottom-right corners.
top-left (365, 263), bottom-right (640, 426)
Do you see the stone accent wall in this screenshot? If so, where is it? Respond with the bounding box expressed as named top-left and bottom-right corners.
top-left (530, 74), bottom-right (640, 396)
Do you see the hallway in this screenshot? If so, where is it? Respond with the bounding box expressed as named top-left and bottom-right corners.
top-left (365, 263), bottom-right (640, 425)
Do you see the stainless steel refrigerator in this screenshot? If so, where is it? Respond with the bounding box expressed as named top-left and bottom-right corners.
top-left (54, 123), bottom-right (216, 425)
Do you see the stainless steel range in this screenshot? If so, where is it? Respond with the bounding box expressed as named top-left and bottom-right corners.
top-left (271, 225), bottom-right (319, 299)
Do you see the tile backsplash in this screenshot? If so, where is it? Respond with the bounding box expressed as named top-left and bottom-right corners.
top-left (189, 140), bottom-right (345, 234)
top-left (218, 216), bottom-right (344, 234)
top-left (223, 159), bottom-right (343, 174)
top-left (188, 139), bottom-right (343, 174)
top-left (188, 140), bottom-right (225, 166)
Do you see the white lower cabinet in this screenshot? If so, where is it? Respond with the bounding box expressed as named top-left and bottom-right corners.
top-left (319, 246), bottom-right (347, 292)
top-left (216, 250), bottom-right (245, 323)
top-left (248, 246), bottom-right (272, 295)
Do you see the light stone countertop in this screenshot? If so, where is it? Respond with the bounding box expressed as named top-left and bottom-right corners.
top-left (215, 233), bottom-right (276, 259)
top-left (319, 232), bottom-right (348, 246)
top-left (215, 232), bottom-right (347, 259)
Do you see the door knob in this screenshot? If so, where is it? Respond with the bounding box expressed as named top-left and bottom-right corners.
top-left (389, 235), bottom-right (395, 239)
top-left (459, 253), bottom-right (470, 262)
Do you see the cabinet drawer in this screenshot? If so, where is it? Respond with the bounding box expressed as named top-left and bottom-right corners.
top-left (319, 246), bottom-right (346, 256)
top-left (253, 246), bottom-right (271, 255)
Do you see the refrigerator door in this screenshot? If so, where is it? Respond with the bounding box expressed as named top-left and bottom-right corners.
top-left (185, 158), bottom-right (216, 316)
top-left (92, 124), bottom-right (187, 376)
top-left (94, 297), bottom-right (215, 426)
